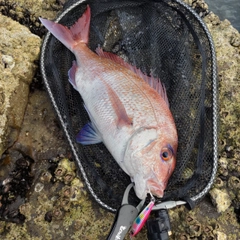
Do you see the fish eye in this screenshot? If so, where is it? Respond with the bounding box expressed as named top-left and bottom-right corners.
top-left (160, 146), bottom-right (173, 161)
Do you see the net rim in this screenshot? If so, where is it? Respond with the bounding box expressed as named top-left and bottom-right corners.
top-left (40, 0), bottom-right (218, 211)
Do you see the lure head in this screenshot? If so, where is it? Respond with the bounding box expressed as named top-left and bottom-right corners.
top-left (124, 127), bottom-right (178, 200)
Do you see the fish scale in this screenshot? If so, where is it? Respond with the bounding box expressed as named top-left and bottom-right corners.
top-left (76, 55), bottom-right (162, 129)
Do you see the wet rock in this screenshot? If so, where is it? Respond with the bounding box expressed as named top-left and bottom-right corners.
top-left (7, 156), bottom-right (116, 239)
top-left (14, 89), bottom-right (68, 160)
top-left (0, 154), bottom-right (34, 223)
top-left (209, 188), bottom-right (231, 213)
top-left (0, 14), bottom-right (41, 156)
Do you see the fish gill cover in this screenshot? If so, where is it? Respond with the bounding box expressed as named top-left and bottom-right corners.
top-left (40, 0), bottom-right (218, 211)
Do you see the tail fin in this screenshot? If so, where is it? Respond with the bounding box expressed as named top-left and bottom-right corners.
top-left (39, 5), bottom-right (90, 51)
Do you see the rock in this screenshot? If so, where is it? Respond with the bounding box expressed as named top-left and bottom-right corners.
top-left (209, 188), bottom-right (231, 213)
top-left (214, 231), bottom-right (227, 240)
top-left (204, 13), bottom-right (240, 153)
top-left (1, 0), bottom-right (240, 239)
top-left (0, 0), bottom-right (64, 36)
top-left (0, 14), bottom-right (41, 156)
top-left (230, 32), bottom-right (240, 47)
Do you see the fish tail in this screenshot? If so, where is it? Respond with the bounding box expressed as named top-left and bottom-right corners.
top-left (39, 5), bottom-right (90, 51)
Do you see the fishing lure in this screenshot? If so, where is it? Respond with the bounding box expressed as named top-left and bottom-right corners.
top-left (130, 194), bottom-right (155, 237)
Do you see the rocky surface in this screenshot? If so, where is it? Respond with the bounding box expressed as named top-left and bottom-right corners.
top-left (0, 14), bottom-right (41, 157)
top-left (0, 0), bottom-right (240, 239)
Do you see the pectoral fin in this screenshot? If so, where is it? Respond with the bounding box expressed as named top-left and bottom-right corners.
top-left (103, 80), bottom-right (132, 128)
top-left (76, 122), bottom-right (102, 145)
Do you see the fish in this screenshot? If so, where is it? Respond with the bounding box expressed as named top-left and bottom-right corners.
top-left (40, 5), bottom-right (178, 200)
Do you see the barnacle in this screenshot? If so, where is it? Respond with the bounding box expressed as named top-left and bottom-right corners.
top-left (186, 215), bottom-right (196, 224)
top-left (218, 157), bottom-right (228, 176)
top-left (203, 225), bottom-right (213, 234)
top-left (201, 234), bottom-right (215, 240)
top-left (69, 178), bottom-right (85, 202)
top-left (42, 158), bottom-right (86, 222)
top-left (188, 222), bottom-right (202, 237)
top-left (54, 165), bottom-right (67, 180)
top-left (228, 176), bottom-right (240, 201)
top-left (39, 171), bottom-right (52, 183)
top-left (58, 178), bottom-right (85, 206)
top-left (230, 33), bottom-right (240, 47)
top-left (218, 158), bottom-right (228, 169)
top-left (54, 158), bottom-right (76, 182)
top-left (57, 197), bottom-right (71, 211)
top-left (228, 176), bottom-right (240, 191)
top-left (62, 186), bottom-right (71, 198)
top-left (63, 172), bottom-right (75, 185)
top-left (176, 233), bottom-right (190, 240)
top-left (213, 177), bottom-right (225, 188)
top-left (228, 159), bottom-right (240, 175)
top-left (34, 182), bottom-right (44, 192)
top-left (52, 207), bottom-right (64, 220)
top-left (184, 214), bottom-right (202, 237)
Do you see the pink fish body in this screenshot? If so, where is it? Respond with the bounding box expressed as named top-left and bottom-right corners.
top-left (40, 6), bottom-right (178, 200)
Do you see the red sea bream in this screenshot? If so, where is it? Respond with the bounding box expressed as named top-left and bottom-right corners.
top-left (40, 6), bottom-right (178, 200)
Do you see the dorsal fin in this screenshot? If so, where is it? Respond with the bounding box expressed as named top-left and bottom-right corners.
top-left (95, 47), bottom-right (169, 107)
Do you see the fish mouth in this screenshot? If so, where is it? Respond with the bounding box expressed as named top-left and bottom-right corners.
top-left (147, 179), bottom-right (166, 198)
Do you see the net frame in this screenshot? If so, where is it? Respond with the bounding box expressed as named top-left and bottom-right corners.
top-left (40, 0), bottom-right (218, 212)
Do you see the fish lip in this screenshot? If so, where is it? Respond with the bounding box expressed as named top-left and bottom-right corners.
top-left (147, 178), bottom-right (166, 198)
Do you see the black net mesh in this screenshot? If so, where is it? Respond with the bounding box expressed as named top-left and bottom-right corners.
top-left (40, 0), bottom-right (218, 211)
